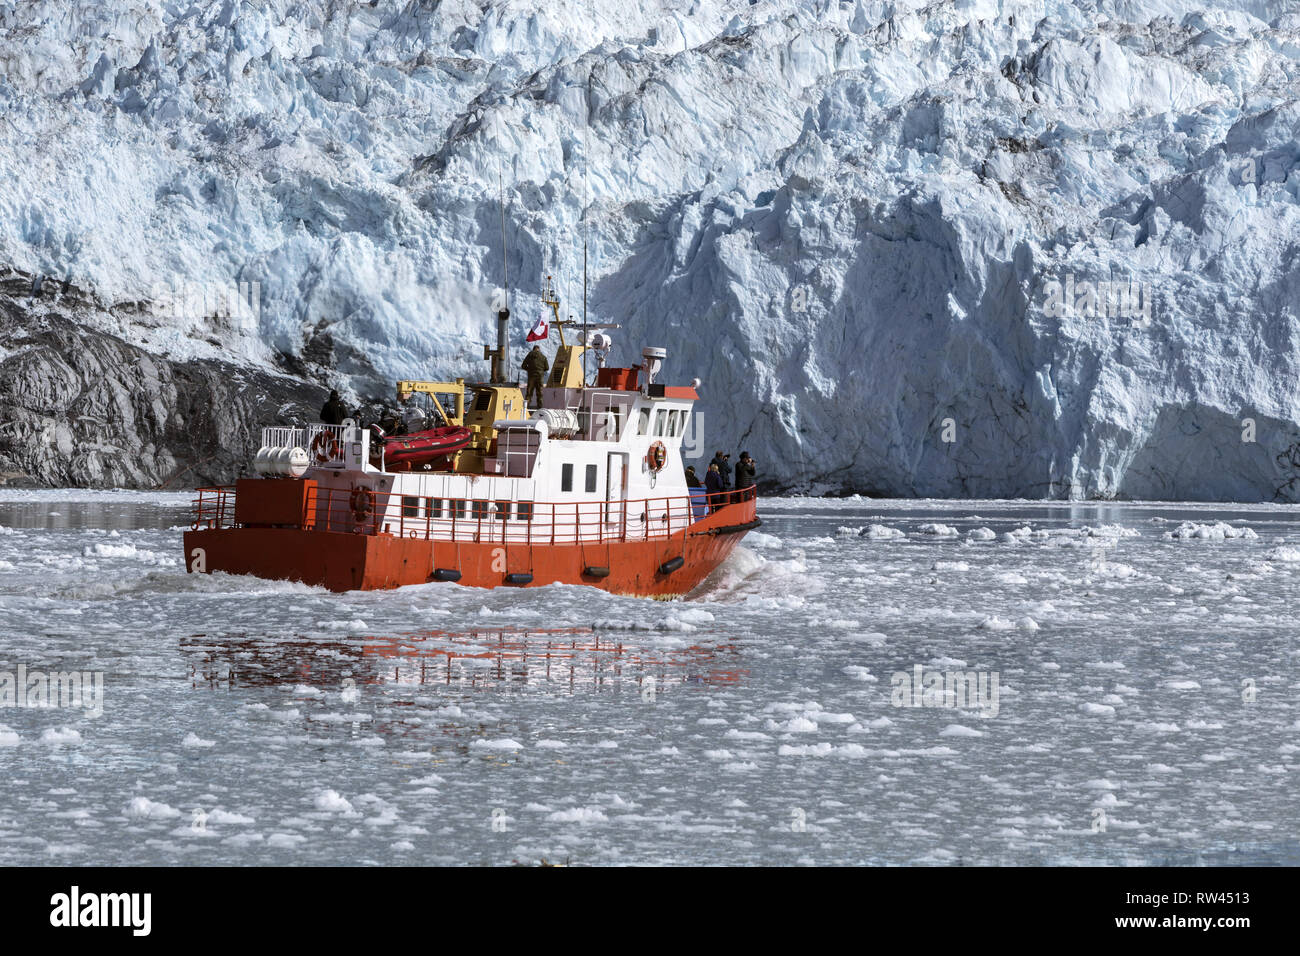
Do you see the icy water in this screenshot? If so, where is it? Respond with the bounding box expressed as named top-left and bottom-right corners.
top-left (0, 490), bottom-right (1296, 866)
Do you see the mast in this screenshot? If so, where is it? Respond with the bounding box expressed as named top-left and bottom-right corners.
top-left (582, 240), bottom-right (588, 387)
top-left (493, 169), bottom-right (510, 384)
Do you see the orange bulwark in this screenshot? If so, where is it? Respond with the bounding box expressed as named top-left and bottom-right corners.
top-left (184, 482), bottom-right (760, 597)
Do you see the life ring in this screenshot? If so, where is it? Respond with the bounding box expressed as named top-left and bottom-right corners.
top-left (349, 486), bottom-right (374, 525)
top-left (647, 441), bottom-right (667, 473)
top-left (311, 430), bottom-right (340, 464)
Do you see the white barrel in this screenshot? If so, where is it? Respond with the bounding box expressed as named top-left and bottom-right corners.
top-left (285, 446), bottom-right (310, 478)
top-left (253, 446), bottom-right (276, 475)
top-left (535, 408), bottom-right (579, 439)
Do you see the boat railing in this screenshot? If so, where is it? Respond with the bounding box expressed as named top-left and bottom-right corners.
top-left (192, 484), bottom-right (756, 545)
top-left (259, 423), bottom-right (351, 469)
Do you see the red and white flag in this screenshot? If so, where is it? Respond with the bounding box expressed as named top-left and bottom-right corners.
top-left (526, 312), bottom-right (549, 342)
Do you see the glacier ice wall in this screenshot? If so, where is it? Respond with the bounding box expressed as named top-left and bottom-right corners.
top-left (0, 0), bottom-right (1298, 497)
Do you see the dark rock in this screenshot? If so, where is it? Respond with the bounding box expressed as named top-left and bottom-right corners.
top-left (0, 293), bottom-right (328, 489)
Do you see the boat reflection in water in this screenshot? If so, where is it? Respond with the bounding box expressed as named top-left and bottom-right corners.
top-left (181, 627), bottom-right (746, 697)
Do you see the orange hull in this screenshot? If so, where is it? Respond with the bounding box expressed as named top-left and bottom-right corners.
top-left (183, 498), bottom-right (759, 597)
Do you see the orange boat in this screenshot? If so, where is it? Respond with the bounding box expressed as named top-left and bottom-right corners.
top-left (183, 276), bottom-right (759, 596)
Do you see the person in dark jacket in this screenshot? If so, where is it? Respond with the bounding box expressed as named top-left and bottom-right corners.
top-left (377, 406), bottom-right (405, 436)
top-left (734, 452), bottom-right (757, 490)
top-left (704, 462), bottom-right (724, 511)
top-left (685, 465), bottom-right (702, 488)
top-left (521, 345), bottom-right (549, 409)
top-left (319, 389), bottom-right (349, 425)
top-left (710, 450), bottom-right (732, 489)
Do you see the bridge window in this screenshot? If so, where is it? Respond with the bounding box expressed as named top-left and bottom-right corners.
top-left (402, 496), bottom-right (420, 518)
top-left (471, 499), bottom-right (489, 520)
top-left (637, 407), bottom-right (651, 435)
top-left (676, 411), bottom-right (689, 436)
top-left (517, 501), bottom-right (533, 522)
top-left (452, 499), bottom-right (466, 519)
top-left (494, 500), bottom-right (509, 521)
top-left (427, 497), bottom-right (442, 518)
top-left (561, 463), bottom-right (574, 492)
top-left (667, 409), bottom-right (680, 437)
top-left (585, 464), bottom-right (598, 493)
top-left (654, 409), bottom-right (667, 436)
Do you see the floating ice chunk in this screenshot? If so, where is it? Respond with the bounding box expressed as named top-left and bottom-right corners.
top-left (777, 742), bottom-right (834, 757)
top-left (931, 560), bottom-right (969, 571)
top-left (470, 738), bottom-right (523, 750)
top-left (267, 833), bottom-right (306, 848)
top-left (314, 790), bottom-right (354, 813)
top-left (126, 797), bottom-right (180, 820)
top-left (535, 739), bottom-right (567, 749)
top-left (1161, 679), bottom-right (1201, 690)
top-left (1263, 546), bottom-right (1300, 562)
top-left (917, 523), bottom-right (959, 536)
top-left (967, 527), bottom-right (995, 540)
top-left (1080, 702), bottom-right (1117, 716)
top-left (861, 524), bottom-right (906, 540)
top-left (1016, 616), bottom-right (1040, 631)
top-left (183, 732), bottom-right (215, 748)
top-left (940, 724), bottom-right (984, 738)
top-left (208, 809), bottom-right (255, 824)
top-left (1135, 722), bottom-right (1181, 733)
top-left (1165, 521), bottom-right (1258, 540)
top-left (841, 665), bottom-right (877, 682)
top-left (40, 727), bottom-right (82, 745)
top-left (548, 807), bottom-right (608, 823)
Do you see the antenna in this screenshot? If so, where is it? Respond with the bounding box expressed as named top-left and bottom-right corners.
top-left (493, 165), bottom-right (510, 383)
top-left (582, 240), bottom-right (588, 387)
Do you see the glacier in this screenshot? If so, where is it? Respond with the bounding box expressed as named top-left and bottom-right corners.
top-left (0, 0), bottom-right (1297, 497)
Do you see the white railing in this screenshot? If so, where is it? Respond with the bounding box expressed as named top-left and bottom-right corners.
top-left (259, 423), bottom-right (350, 469)
top-left (261, 425), bottom-right (305, 449)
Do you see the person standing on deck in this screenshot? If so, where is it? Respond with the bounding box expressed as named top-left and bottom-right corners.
top-left (710, 450), bottom-right (732, 490)
top-left (522, 345), bottom-right (549, 409)
top-left (734, 452), bottom-right (756, 496)
top-left (704, 462), bottom-right (725, 512)
top-left (319, 390), bottom-right (349, 425)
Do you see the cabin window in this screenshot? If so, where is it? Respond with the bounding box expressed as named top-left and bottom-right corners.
top-left (653, 409), bottom-right (667, 436)
top-left (585, 464), bottom-right (598, 493)
top-left (667, 409), bottom-right (680, 437)
top-left (402, 496), bottom-right (420, 518)
top-left (471, 499), bottom-right (489, 520)
top-left (427, 497), bottom-right (442, 518)
top-left (494, 500), bottom-right (510, 521)
top-left (452, 499), bottom-right (466, 519)
top-left (637, 408), bottom-right (651, 435)
top-left (561, 463), bottom-right (574, 492)
top-left (676, 411), bottom-right (689, 437)
top-left (517, 501), bottom-right (533, 522)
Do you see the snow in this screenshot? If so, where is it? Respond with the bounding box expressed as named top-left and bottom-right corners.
top-left (1, 2), bottom-right (1298, 497)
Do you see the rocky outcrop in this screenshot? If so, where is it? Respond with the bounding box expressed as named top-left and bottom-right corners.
top-left (0, 286), bottom-right (325, 488)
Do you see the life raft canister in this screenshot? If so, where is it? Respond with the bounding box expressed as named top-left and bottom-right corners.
top-left (349, 486), bottom-right (374, 526)
top-left (647, 440), bottom-right (668, 473)
top-left (311, 430), bottom-right (341, 464)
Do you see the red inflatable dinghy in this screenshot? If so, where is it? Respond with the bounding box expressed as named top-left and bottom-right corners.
top-left (373, 425), bottom-right (473, 469)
